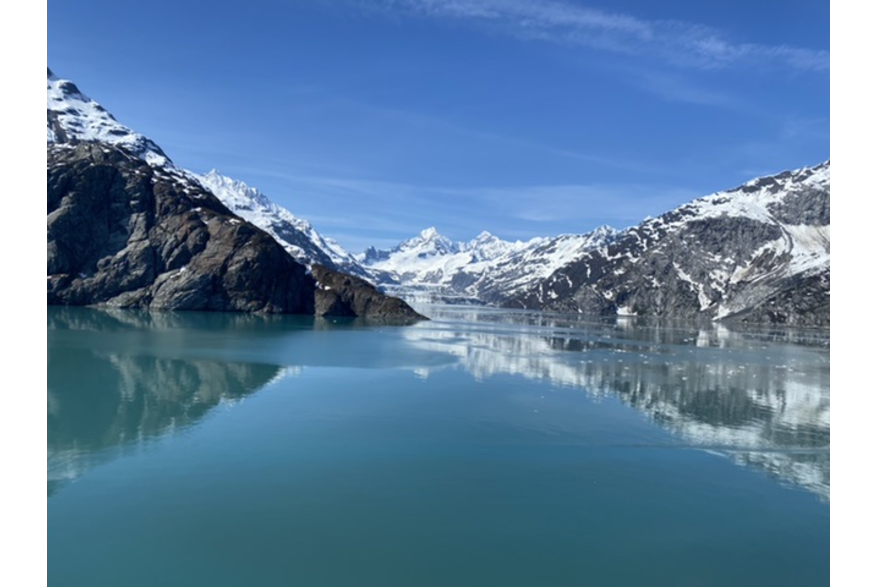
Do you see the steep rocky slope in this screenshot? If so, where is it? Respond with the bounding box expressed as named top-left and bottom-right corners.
top-left (48, 143), bottom-right (318, 312)
top-left (506, 163), bottom-right (830, 326)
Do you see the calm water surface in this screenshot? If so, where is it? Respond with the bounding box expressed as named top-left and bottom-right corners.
top-left (48, 305), bottom-right (829, 586)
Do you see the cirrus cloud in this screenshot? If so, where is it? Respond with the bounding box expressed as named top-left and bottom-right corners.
top-left (376, 0), bottom-right (828, 72)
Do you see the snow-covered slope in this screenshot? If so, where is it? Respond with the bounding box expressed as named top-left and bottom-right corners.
top-left (360, 225), bottom-right (620, 303)
top-left (510, 162), bottom-right (830, 325)
top-left (47, 68), bottom-right (170, 167)
top-left (468, 226), bottom-right (620, 304)
top-left (197, 171), bottom-right (371, 279)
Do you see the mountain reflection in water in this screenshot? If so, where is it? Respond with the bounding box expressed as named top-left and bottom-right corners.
top-left (403, 305), bottom-right (829, 500)
top-left (47, 305), bottom-right (829, 500)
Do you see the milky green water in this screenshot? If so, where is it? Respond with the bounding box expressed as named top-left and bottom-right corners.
top-left (48, 305), bottom-right (829, 586)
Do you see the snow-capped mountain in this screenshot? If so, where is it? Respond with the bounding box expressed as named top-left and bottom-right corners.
top-left (507, 162), bottom-right (830, 325)
top-left (360, 227), bottom-right (513, 283)
top-left (47, 68), bottom-right (367, 279)
top-left (47, 68), bottom-right (170, 167)
top-left (46, 68), bottom-right (423, 321)
top-left (197, 171), bottom-right (371, 279)
top-left (469, 226), bottom-right (620, 304)
top-left (359, 225), bottom-right (620, 304)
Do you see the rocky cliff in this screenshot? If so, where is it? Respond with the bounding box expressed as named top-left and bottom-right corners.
top-left (47, 69), bottom-right (424, 321)
top-left (47, 142), bottom-right (424, 321)
top-left (505, 162), bottom-right (830, 326)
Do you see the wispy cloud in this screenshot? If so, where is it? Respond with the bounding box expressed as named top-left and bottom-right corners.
top-left (780, 116), bottom-right (830, 141)
top-left (626, 69), bottom-right (743, 108)
top-left (377, 0), bottom-right (828, 72)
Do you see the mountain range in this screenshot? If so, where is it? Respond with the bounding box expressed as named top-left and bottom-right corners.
top-left (201, 160), bottom-right (829, 325)
top-left (357, 226), bottom-right (622, 305)
top-left (47, 67), bottom-right (829, 325)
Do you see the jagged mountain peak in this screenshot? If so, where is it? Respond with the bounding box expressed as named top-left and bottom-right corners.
top-left (416, 226), bottom-right (454, 245)
top-left (420, 226), bottom-right (440, 239)
top-left (463, 231), bottom-right (517, 261)
top-left (466, 230), bottom-right (500, 246)
top-left (398, 227), bottom-right (458, 255)
top-left (589, 225), bottom-right (619, 240)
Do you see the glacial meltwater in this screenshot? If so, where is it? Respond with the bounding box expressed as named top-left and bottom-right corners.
top-left (47, 305), bottom-right (829, 586)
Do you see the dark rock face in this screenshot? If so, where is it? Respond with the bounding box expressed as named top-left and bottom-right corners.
top-left (727, 268), bottom-right (830, 327)
top-left (48, 143), bottom-right (315, 313)
top-left (311, 265), bottom-right (426, 323)
top-left (47, 143), bottom-right (425, 321)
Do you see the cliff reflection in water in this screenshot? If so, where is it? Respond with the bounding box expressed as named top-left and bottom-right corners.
top-left (404, 306), bottom-right (830, 500)
top-left (47, 307), bottom-right (295, 494)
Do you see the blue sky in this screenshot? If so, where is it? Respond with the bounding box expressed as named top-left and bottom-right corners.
top-left (47, 0), bottom-right (829, 252)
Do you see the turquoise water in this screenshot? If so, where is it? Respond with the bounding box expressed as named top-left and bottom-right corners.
top-left (48, 306), bottom-right (829, 586)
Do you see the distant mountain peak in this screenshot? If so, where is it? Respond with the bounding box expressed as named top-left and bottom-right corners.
top-left (415, 226), bottom-right (453, 244)
top-left (471, 230), bottom-right (497, 242)
top-left (398, 227), bottom-right (457, 255)
top-left (590, 225), bottom-right (617, 237)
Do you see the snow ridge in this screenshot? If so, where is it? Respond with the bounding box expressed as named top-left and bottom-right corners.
top-left (197, 170), bottom-right (369, 277)
top-left (47, 68), bottom-right (170, 167)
